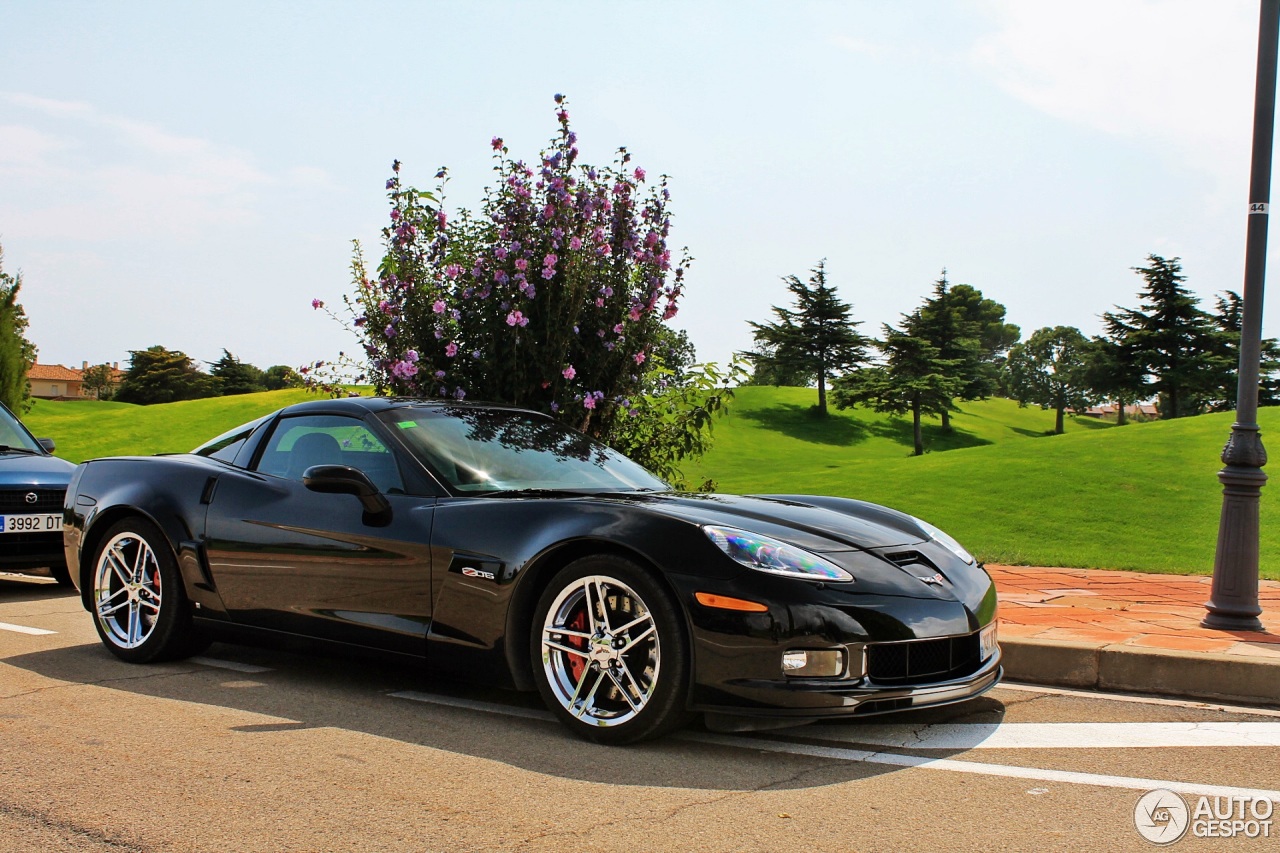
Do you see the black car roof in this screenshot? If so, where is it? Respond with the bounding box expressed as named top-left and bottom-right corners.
top-left (277, 396), bottom-right (551, 419)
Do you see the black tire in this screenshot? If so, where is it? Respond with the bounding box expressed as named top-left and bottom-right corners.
top-left (88, 517), bottom-right (196, 663)
top-left (47, 562), bottom-right (74, 588)
top-left (530, 555), bottom-right (692, 744)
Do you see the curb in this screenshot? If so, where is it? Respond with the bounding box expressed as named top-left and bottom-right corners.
top-left (1000, 638), bottom-right (1280, 707)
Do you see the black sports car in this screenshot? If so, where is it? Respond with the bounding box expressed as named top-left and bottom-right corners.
top-left (1, 401), bottom-right (75, 585)
top-left (62, 396), bottom-right (1000, 743)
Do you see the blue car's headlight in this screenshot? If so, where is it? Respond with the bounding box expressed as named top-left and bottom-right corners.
top-left (914, 517), bottom-right (975, 565)
top-left (703, 525), bottom-right (853, 582)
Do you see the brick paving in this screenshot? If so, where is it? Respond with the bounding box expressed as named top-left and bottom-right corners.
top-left (988, 565), bottom-right (1280, 659)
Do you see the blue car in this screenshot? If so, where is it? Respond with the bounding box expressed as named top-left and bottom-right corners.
top-left (0, 401), bottom-right (75, 585)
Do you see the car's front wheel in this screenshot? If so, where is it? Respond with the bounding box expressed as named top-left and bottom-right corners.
top-left (531, 556), bottom-right (691, 744)
top-left (90, 518), bottom-right (196, 663)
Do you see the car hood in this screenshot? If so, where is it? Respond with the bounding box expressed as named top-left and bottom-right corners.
top-left (0, 452), bottom-right (76, 487)
top-left (618, 491), bottom-right (931, 553)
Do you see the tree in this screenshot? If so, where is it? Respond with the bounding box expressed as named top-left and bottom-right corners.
top-left (0, 244), bottom-right (37, 412)
top-left (1081, 333), bottom-right (1145, 425)
top-left (741, 340), bottom-right (815, 387)
top-left (1004, 326), bottom-right (1096, 434)
top-left (1212, 291), bottom-right (1280, 410)
top-left (833, 322), bottom-right (963, 456)
top-left (263, 365), bottom-right (302, 390)
top-left (311, 96), bottom-right (736, 485)
top-left (210, 350), bottom-right (267, 395)
top-left (746, 260), bottom-right (870, 415)
top-left (1102, 255), bottom-right (1233, 419)
top-left (907, 271), bottom-right (1019, 430)
top-left (81, 363), bottom-right (119, 401)
top-left (115, 346), bottom-right (219, 405)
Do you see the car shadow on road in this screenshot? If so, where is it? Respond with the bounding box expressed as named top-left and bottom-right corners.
top-left (3, 638), bottom-right (1008, 792)
top-left (0, 573), bottom-right (71, 604)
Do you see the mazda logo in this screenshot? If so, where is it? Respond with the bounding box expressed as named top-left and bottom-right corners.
top-left (24, 492), bottom-right (37, 505)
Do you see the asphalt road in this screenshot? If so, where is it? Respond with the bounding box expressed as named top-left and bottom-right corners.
top-left (2, 572), bottom-right (1278, 853)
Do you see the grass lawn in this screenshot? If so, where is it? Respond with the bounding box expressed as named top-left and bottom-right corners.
top-left (687, 387), bottom-right (1279, 579)
top-left (23, 384), bottom-right (1279, 578)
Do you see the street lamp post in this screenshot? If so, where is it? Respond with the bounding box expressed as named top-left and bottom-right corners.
top-left (1204, 0), bottom-right (1280, 632)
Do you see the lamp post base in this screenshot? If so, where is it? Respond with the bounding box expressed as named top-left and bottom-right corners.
top-left (1203, 424), bottom-right (1267, 632)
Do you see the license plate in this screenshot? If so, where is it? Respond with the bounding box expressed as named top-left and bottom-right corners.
top-left (0, 513), bottom-right (63, 534)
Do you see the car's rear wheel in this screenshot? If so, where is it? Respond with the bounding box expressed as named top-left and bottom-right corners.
top-left (90, 518), bottom-right (195, 663)
top-left (531, 555), bottom-right (691, 744)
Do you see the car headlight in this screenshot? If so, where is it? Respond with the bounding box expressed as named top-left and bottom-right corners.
top-left (703, 525), bottom-right (853, 582)
top-left (914, 517), bottom-right (975, 565)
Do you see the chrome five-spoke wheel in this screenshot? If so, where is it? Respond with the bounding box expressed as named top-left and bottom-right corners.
top-left (89, 517), bottom-right (195, 663)
top-left (532, 556), bottom-right (690, 744)
top-left (94, 531), bottom-right (163, 650)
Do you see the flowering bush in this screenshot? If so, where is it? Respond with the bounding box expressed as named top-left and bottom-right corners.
top-left (311, 96), bottom-right (739, 485)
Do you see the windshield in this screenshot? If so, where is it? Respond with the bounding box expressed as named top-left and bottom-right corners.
top-left (0, 403), bottom-right (43, 453)
top-left (380, 407), bottom-right (669, 494)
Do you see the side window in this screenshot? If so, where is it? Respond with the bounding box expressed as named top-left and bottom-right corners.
top-left (194, 425), bottom-right (255, 464)
top-left (254, 415), bottom-right (405, 494)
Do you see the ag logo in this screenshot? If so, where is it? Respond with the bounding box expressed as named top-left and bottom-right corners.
top-left (1134, 789), bottom-right (1190, 845)
top-left (461, 566), bottom-right (495, 581)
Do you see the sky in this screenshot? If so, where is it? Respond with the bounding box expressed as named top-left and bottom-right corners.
top-left (0, 0), bottom-right (1276, 375)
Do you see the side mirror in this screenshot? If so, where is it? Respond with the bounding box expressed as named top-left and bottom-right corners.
top-left (37, 438), bottom-right (55, 453)
top-left (303, 464), bottom-right (393, 526)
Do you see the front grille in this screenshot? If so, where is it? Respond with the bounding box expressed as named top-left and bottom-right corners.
top-left (0, 488), bottom-right (65, 512)
top-left (0, 530), bottom-right (64, 561)
top-left (866, 632), bottom-right (982, 685)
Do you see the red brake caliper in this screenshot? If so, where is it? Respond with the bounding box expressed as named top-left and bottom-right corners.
top-left (566, 607), bottom-right (587, 682)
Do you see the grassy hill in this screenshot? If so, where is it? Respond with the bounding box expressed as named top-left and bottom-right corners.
top-left (25, 389), bottom-right (321, 462)
top-left (23, 385), bottom-right (1279, 578)
top-left (687, 387), bottom-right (1278, 578)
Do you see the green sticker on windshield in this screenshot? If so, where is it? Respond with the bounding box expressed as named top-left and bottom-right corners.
top-left (396, 420), bottom-right (417, 429)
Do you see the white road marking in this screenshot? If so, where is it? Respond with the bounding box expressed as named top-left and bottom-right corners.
top-left (390, 690), bottom-right (1280, 799)
top-left (189, 656), bottom-right (273, 674)
top-left (800, 721), bottom-right (1280, 750)
top-left (998, 681), bottom-right (1280, 717)
top-left (0, 621), bottom-right (55, 635)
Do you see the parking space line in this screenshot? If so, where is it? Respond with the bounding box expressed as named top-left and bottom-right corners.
top-left (0, 621), bottom-right (55, 636)
top-left (390, 689), bottom-right (1280, 801)
top-left (998, 681), bottom-right (1280, 717)
top-left (798, 720), bottom-right (1280, 750)
top-left (189, 656), bottom-right (273, 674)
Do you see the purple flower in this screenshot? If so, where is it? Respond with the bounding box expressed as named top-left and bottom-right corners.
top-left (385, 324), bottom-right (397, 337)
top-left (311, 298), bottom-right (324, 309)
top-left (445, 264), bottom-right (461, 279)
top-left (635, 167), bottom-right (646, 181)
top-left (583, 396), bottom-right (596, 410)
top-left (496, 246), bottom-right (508, 260)
top-left (437, 211), bottom-right (447, 229)
top-left (445, 343), bottom-right (458, 357)
top-left (543, 253), bottom-right (557, 267)
top-left (551, 402), bottom-right (560, 412)
top-left (506, 310), bottom-right (529, 327)
top-left (515, 258), bottom-right (528, 271)
top-left (433, 299), bottom-right (446, 314)
top-left (491, 136), bottom-right (503, 150)
top-left (472, 350), bottom-right (481, 359)
top-left (595, 298), bottom-right (604, 307)
top-left (542, 267), bottom-right (555, 280)
top-left (554, 93), bottom-right (565, 104)
top-left (391, 360), bottom-right (417, 379)
top-left (634, 351), bottom-right (646, 364)
top-left (386, 178), bottom-right (396, 190)
top-left (613, 323), bottom-right (624, 334)
top-left (562, 365), bottom-right (576, 380)
top-left (406, 350), bottom-right (419, 362)
top-left (569, 236), bottom-right (582, 250)
top-left (454, 387), bottom-right (466, 400)
top-left (435, 370), bottom-right (446, 379)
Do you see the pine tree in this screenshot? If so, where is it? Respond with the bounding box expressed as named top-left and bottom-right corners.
top-left (833, 321), bottom-right (962, 456)
top-left (115, 346), bottom-right (220, 405)
top-left (1212, 291), bottom-right (1280, 409)
top-left (1102, 255), bottom-right (1233, 419)
top-left (210, 350), bottom-right (267, 395)
top-left (746, 260), bottom-right (870, 415)
top-left (907, 272), bottom-right (1019, 431)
